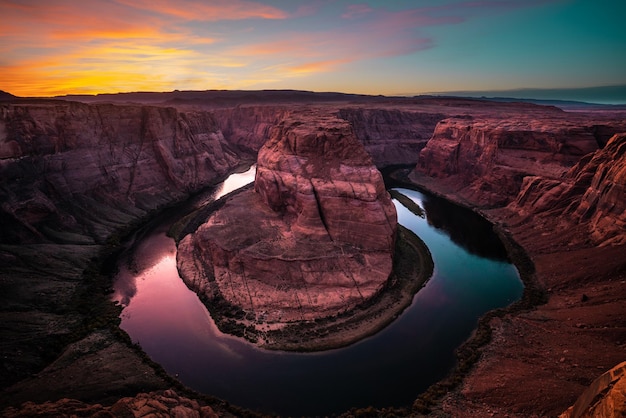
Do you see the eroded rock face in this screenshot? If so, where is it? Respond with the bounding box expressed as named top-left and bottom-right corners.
top-left (512, 133), bottom-right (626, 245)
top-left (177, 113), bottom-right (397, 328)
top-left (0, 101), bottom-right (248, 244)
top-left (337, 107), bottom-right (445, 167)
top-left (559, 361), bottom-right (626, 418)
top-left (412, 115), bottom-right (604, 207)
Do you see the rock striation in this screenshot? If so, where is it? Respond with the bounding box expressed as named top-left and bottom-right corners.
top-left (0, 101), bottom-right (249, 244)
top-left (337, 107), bottom-right (445, 167)
top-left (512, 133), bottom-right (626, 245)
top-left (559, 361), bottom-right (626, 418)
top-left (412, 114), bottom-right (610, 207)
top-left (177, 112), bottom-right (397, 333)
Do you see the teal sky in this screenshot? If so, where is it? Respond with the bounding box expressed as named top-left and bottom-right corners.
top-left (2, 0), bottom-right (625, 102)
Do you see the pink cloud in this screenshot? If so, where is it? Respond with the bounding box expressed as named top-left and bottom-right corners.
top-left (290, 0), bottom-right (334, 18)
top-left (113, 0), bottom-right (289, 21)
top-left (341, 4), bottom-right (374, 19)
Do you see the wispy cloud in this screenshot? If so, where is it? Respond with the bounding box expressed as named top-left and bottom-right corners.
top-left (341, 4), bottom-right (374, 19)
top-left (0, 0), bottom-right (283, 95)
top-left (113, 0), bottom-right (289, 21)
top-left (0, 0), bottom-right (567, 96)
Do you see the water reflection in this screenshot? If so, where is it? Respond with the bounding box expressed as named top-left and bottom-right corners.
top-left (422, 192), bottom-right (509, 261)
top-left (214, 166), bottom-right (256, 200)
top-left (111, 174), bottom-right (523, 417)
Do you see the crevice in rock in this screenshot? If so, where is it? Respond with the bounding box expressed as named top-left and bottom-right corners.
top-left (311, 182), bottom-right (331, 239)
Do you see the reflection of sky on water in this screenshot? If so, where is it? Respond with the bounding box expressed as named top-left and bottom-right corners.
top-left (213, 165), bottom-right (256, 200)
top-left (393, 188), bottom-right (522, 313)
top-left (112, 167), bottom-right (258, 363)
top-left (110, 177), bottom-right (523, 416)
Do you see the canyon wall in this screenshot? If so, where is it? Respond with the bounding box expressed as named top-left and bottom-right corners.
top-left (411, 114), bottom-right (609, 206)
top-left (0, 100), bottom-right (253, 392)
top-left (337, 107), bottom-right (445, 166)
top-left (0, 101), bottom-right (251, 244)
top-left (511, 132), bottom-right (626, 245)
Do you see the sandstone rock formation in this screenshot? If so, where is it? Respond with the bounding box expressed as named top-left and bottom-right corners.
top-left (512, 133), bottom-right (626, 245)
top-left (559, 361), bottom-right (626, 418)
top-left (412, 113), bottom-right (610, 207)
top-left (337, 107), bottom-right (445, 166)
top-left (0, 100), bottom-right (252, 392)
top-left (177, 112), bottom-right (397, 334)
top-left (0, 101), bottom-right (248, 244)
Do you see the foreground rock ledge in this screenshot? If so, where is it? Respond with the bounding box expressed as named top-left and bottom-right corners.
top-left (177, 113), bottom-right (404, 348)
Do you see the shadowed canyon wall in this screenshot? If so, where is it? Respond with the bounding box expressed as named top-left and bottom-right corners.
top-left (0, 102), bottom-right (249, 245)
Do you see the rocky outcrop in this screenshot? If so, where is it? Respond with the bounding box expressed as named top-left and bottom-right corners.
top-left (212, 105), bottom-right (292, 152)
top-left (411, 115), bottom-right (607, 207)
top-left (177, 112), bottom-right (397, 333)
top-left (2, 389), bottom-right (219, 418)
top-left (511, 133), bottom-right (626, 245)
top-left (559, 361), bottom-right (626, 418)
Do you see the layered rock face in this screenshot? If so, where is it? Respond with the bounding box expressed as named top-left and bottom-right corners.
top-left (512, 133), bottom-right (626, 245)
top-left (0, 101), bottom-right (247, 244)
top-left (0, 100), bottom-right (250, 391)
top-left (177, 113), bottom-right (397, 327)
top-left (337, 107), bottom-right (445, 167)
top-left (412, 115), bottom-right (606, 207)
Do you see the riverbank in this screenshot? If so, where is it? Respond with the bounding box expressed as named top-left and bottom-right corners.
top-left (401, 170), bottom-right (626, 417)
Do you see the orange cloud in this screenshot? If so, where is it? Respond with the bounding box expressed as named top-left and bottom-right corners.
top-left (285, 58), bottom-right (354, 75)
top-left (0, 0), bottom-right (229, 95)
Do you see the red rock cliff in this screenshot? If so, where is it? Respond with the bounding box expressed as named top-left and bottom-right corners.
top-left (511, 132), bottom-right (626, 245)
top-left (0, 101), bottom-right (249, 244)
top-left (177, 112), bottom-right (397, 329)
top-left (411, 112), bottom-right (619, 207)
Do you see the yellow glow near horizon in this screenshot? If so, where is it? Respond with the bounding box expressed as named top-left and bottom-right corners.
top-left (2, 1), bottom-right (625, 101)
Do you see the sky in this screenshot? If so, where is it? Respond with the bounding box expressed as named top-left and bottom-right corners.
top-left (2, 0), bottom-right (626, 102)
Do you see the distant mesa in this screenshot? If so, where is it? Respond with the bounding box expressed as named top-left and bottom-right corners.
top-left (176, 112), bottom-right (399, 347)
top-left (0, 90), bottom-right (17, 100)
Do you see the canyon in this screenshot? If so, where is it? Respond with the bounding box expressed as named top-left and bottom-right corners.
top-left (1, 90), bottom-right (625, 416)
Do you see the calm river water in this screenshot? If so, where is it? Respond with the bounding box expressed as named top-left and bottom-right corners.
top-left (112, 167), bottom-right (523, 416)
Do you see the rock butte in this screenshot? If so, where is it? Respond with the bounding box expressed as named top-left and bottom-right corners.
top-left (177, 112), bottom-right (397, 330)
top-left (1, 90), bottom-right (626, 417)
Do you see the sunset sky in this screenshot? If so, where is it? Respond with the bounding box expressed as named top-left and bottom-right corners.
top-left (2, 0), bottom-right (625, 102)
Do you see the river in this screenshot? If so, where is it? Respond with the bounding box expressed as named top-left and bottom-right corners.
top-left (112, 166), bottom-right (523, 416)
